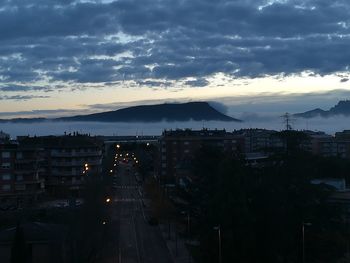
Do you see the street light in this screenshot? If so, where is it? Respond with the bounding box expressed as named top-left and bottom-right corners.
top-left (83, 163), bottom-right (89, 175)
top-left (302, 222), bottom-right (312, 263)
top-left (106, 198), bottom-right (111, 203)
top-left (213, 225), bottom-right (222, 263)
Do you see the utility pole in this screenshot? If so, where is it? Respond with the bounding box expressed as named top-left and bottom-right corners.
top-left (302, 222), bottom-right (312, 263)
top-left (214, 225), bottom-right (222, 263)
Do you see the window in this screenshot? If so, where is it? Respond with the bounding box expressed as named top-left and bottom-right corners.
top-left (1, 163), bottom-right (10, 169)
top-left (16, 152), bottom-right (23, 159)
top-left (2, 184), bottom-right (11, 191)
top-left (16, 175), bottom-right (23, 181)
top-left (1, 152), bottom-right (10, 158)
top-left (2, 174), bottom-right (11, 180)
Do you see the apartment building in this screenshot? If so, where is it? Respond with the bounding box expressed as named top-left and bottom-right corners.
top-left (0, 139), bottom-right (46, 207)
top-left (308, 131), bottom-right (350, 159)
top-left (232, 128), bottom-right (284, 153)
top-left (158, 129), bottom-right (244, 184)
top-left (0, 142), bottom-right (17, 201)
top-left (0, 133), bottom-right (103, 204)
top-left (18, 134), bottom-right (103, 194)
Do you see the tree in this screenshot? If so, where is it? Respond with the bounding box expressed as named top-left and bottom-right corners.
top-left (191, 145), bottom-right (346, 263)
top-left (11, 224), bottom-right (29, 263)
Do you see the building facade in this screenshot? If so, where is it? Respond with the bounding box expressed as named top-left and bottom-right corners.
top-left (18, 134), bottom-right (103, 195)
top-left (0, 134), bottom-right (103, 204)
top-left (158, 129), bottom-right (244, 184)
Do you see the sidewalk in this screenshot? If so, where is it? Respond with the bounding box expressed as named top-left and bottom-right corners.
top-left (159, 223), bottom-right (194, 263)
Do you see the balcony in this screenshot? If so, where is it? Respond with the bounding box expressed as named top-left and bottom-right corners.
top-left (51, 171), bottom-right (82, 177)
top-left (50, 150), bottom-right (102, 157)
top-left (51, 159), bottom-right (102, 167)
top-left (15, 178), bottom-right (44, 186)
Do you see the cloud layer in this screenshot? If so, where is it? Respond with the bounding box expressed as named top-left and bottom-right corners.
top-left (1, 0), bottom-right (350, 94)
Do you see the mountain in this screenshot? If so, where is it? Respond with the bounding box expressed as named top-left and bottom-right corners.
top-left (0, 102), bottom-right (241, 123)
top-left (57, 102), bottom-right (240, 122)
top-left (295, 100), bottom-right (350, 118)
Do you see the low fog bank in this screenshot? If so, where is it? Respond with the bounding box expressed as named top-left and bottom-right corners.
top-left (1, 115), bottom-right (349, 138)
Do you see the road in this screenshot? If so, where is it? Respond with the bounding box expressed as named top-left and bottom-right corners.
top-left (111, 161), bottom-right (173, 263)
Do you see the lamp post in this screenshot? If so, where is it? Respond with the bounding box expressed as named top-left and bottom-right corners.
top-left (214, 225), bottom-right (222, 263)
top-left (187, 211), bottom-right (191, 263)
top-left (302, 222), bottom-right (312, 263)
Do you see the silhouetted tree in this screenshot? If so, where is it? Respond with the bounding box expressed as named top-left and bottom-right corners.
top-left (191, 145), bottom-right (346, 263)
top-left (11, 224), bottom-right (29, 263)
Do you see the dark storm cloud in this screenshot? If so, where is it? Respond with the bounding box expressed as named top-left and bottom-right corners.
top-left (185, 79), bottom-right (209, 87)
top-left (1, 0), bottom-right (350, 92)
top-left (136, 80), bottom-right (173, 87)
top-left (0, 84), bottom-right (51, 92)
top-left (0, 95), bottom-right (49, 100)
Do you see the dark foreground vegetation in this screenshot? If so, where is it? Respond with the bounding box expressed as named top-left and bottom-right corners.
top-left (186, 131), bottom-right (350, 263)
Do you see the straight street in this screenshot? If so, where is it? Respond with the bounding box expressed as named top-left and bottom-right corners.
top-left (111, 161), bottom-right (173, 263)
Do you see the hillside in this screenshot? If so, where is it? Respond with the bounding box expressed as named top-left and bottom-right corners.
top-left (57, 102), bottom-right (240, 122)
top-left (294, 100), bottom-right (350, 118)
top-left (0, 102), bottom-right (241, 123)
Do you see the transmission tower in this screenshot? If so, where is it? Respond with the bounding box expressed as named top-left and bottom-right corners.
top-left (281, 112), bottom-right (293, 130)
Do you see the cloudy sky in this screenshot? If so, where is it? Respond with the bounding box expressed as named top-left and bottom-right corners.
top-left (1, 0), bottom-right (350, 118)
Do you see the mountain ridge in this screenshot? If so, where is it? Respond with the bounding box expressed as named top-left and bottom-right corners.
top-left (0, 102), bottom-right (241, 123)
top-left (294, 100), bottom-right (350, 118)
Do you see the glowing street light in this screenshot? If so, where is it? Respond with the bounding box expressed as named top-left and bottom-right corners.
top-left (116, 144), bottom-right (120, 149)
top-left (106, 198), bottom-right (111, 203)
top-left (83, 163), bottom-right (89, 175)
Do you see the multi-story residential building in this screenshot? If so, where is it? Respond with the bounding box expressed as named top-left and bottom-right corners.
top-left (158, 129), bottom-right (244, 185)
top-left (0, 133), bottom-right (104, 204)
top-left (232, 129), bottom-right (284, 153)
top-left (308, 131), bottom-right (350, 159)
top-left (0, 142), bottom-right (17, 202)
top-left (18, 134), bottom-right (103, 195)
top-left (14, 144), bottom-right (46, 201)
top-left (0, 141), bottom-right (45, 207)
